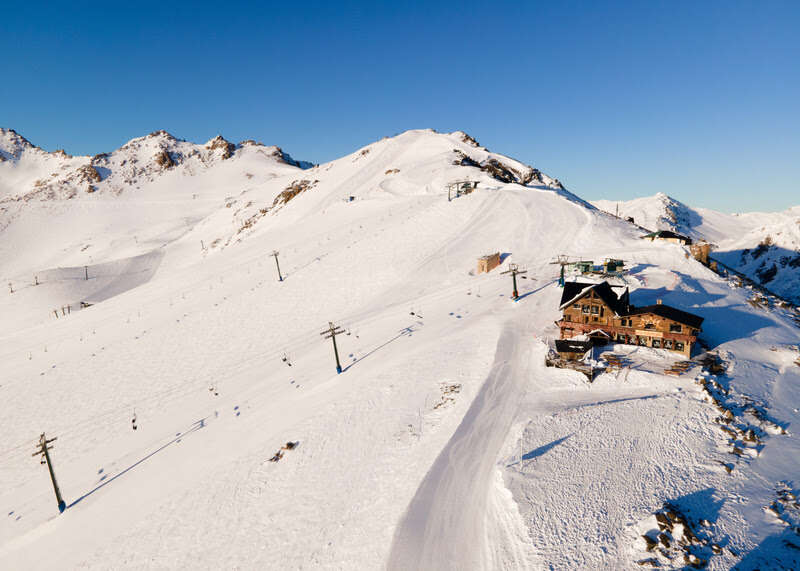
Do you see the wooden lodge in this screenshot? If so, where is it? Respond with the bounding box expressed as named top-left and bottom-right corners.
top-left (556, 281), bottom-right (703, 357)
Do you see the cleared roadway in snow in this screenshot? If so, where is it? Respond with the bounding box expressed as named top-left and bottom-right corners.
top-left (388, 322), bottom-right (535, 570)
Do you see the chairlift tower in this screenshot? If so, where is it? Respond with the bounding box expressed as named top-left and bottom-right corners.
top-left (501, 263), bottom-right (527, 300)
top-left (549, 255), bottom-right (572, 287)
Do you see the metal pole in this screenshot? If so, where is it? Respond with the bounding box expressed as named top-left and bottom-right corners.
top-left (512, 272), bottom-right (519, 300)
top-left (332, 334), bottom-right (342, 374)
top-left (84, 266), bottom-right (88, 280)
top-left (321, 322), bottom-right (345, 374)
top-left (272, 251), bottom-right (283, 281)
top-left (36, 434), bottom-right (66, 513)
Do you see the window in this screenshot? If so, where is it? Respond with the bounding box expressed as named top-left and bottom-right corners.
top-left (669, 323), bottom-right (682, 333)
top-left (644, 323), bottom-right (655, 330)
top-left (620, 318), bottom-right (631, 327)
top-left (674, 341), bottom-right (685, 352)
top-left (600, 307), bottom-right (605, 317)
top-left (591, 305), bottom-right (599, 315)
top-left (652, 338), bottom-right (661, 348)
top-left (616, 333), bottom-right (625, 342)
top-left (638, 337), bottom-right (648, 346)
top-left (564, 315), bottom-right (571, 322)
top-left (573, 303), bottom-right (581, 309)
top-left (664, 339), bottom-right (673, 349)
top-left (582, 305), bottom-right (590, 314)
top-left (592, 316), bottom-right (599, 322)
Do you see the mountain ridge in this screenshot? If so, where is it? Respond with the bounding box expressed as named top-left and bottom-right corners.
top-left (592, 193), bottom-right (800, 303)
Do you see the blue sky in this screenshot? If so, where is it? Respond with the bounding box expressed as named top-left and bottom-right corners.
top-left (1, 1), bottom-right (797, 212)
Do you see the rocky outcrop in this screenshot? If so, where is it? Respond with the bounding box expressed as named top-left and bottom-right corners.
top-left (452, 150), bottom-right (541, 187)
top-left (74, 164), bottom-right (102, 184)
top-left (460, 132), bottom-right (480, 147)
top-left (154, 150), bottom-right (176, 169)
top-left (206, 135), bottom-right (236, 159)
top-left (0, 128), bottom-right (40, 161)
top-left (273, 179), bottom-right (319, 206)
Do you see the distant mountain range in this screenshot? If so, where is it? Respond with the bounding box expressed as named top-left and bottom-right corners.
top-left (593, 193), bottom-right (800, 303)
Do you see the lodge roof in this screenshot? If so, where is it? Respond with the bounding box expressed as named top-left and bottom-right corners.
top-left (627, 304), bottom-right (704, 329)
top-left (559, 280), bottom-right (704, 329)
top-left (555, 339), bottom-right (592, 354)
top-left (559, 281), bottom-right (626, 314)
top-left (642, 230), bottom-right (692, 244)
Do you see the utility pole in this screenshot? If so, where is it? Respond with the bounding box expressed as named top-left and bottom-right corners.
top-left (320, 321), bottom-right (345, 374)
top-left (32, 433), bottom-right (66, 513)
top-left (501, 263), bottom-right (528, 301)
top-left (271, 250), bottom-right (283, 282)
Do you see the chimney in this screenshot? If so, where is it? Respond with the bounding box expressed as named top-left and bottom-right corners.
top-left (657, 299), bottom-right (663, 305)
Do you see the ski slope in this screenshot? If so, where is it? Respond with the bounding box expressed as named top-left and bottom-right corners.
top-left (1, 129), bottom-right (800, 569)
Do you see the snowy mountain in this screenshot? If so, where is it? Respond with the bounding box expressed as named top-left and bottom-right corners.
top-left (0, 128), bottom-right (311, 200)
top-left (0, 128), bottom-right (310, 282)
top-left (593, 193), bottom-right (800, 303)
top-left (2, 129), bottom-right (800, 569)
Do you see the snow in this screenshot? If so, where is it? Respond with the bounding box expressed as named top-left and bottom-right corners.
top-left (1, 128), bottom-right (800, 569)
top-left (593, 193), bottom-right (800, 304)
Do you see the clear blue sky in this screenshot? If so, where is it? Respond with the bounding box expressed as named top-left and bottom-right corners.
top-left (1, 1), bottom-right (798, 212)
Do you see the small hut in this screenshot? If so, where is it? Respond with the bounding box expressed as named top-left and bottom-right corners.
top-left (603, 258), bottom-right (625, 273)
top-left (555, 339), bottom-right (592, 361)
top-left (477, 252), bottom-right (501, 274)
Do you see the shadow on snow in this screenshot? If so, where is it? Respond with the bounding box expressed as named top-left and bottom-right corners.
top-left (67, 417), bottom-right (207, 509)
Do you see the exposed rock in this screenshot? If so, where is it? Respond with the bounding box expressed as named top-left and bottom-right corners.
top-left (452, 150), bottom-right (542, 187)
top-left (74, 164), bottom-right (102, 184)
top-left (481, 158), bottom-right (519, 184)
top-left (154, 150), bottom-right (176, 169)
top-left (460, 132), bottom-right (480, 147)
top-left (207, 135), bottom-right (236, 159)
top-left (755, 262), bottom-right (778, 284)
top-left (452, 149), bottom-right (480, 168)
top-left (273, 179), bottom-right (319, 206)
top-left (147, 129), bottom-right (177, 140)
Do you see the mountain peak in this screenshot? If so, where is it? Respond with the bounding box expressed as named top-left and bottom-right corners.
top-left (0, 127), bottom-right (40, 160)
top-left (146, 129), bottom-right (178, 140)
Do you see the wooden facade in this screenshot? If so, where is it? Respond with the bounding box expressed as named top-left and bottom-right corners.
top-left (690, 241), bottom-right (713, 266)
top-left (477, 252), bottom-right (501, 274)
top-left (557, 282), bottom-right (703, 357)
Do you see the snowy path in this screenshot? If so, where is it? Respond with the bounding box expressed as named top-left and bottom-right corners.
top-left (388, 320), bottom-right (538, 570)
